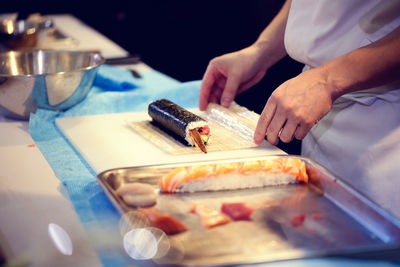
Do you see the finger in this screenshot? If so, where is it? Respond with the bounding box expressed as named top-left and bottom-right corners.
top-left (294, 120), bottom-right (315, 140)
top-left (211, 76), bottom-right (226, 103)
top-left (215, 76), bottom-right (226, 89)
top-left (279, 118), bottom-right (298, 143)
top-left (209, 84), bottom-right (223, 104)
top-left (254, 97), bottom-right (276, 144)
top-left (266, 107), bottom-right (287, 146)
top-left (220, 73), bottom-right (240, 107)
top-left (199, 66), bottom-right (218, 110)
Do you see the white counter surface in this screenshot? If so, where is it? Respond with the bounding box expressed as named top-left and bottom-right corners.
top-left (0, 14), bottom-right (130, 266)
top-left (0, 122), bottom-right (101, 266)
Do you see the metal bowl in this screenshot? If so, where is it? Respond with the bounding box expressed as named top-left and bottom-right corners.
top-left (0, 49), bottom-right (105, 119)
top-left (0, 19), bottom-right (53, 49)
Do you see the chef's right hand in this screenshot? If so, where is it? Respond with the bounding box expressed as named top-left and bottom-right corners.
top-left (199, 46), bottom-right (269, 110)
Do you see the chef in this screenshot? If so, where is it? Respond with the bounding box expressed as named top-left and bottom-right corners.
top-left (199, 0), bottom-right (400, 218)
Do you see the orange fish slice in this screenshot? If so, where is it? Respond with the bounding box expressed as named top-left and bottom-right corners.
top-left (191, 203), bottom-right (231, 228)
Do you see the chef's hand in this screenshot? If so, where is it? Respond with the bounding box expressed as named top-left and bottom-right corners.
top-left (254, 68), bottom-right (337, 145)
top-left (199, 46), bottom-right (269, 110)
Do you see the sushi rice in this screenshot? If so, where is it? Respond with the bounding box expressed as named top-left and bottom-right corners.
top-left (176, 172), bottom-right (299, 193)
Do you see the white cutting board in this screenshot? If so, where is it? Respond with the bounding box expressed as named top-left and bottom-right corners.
top-left (55, 110), bottom-right (285, 175)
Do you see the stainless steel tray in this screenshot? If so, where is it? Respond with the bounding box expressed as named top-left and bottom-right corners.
top-left (97, 155), bottom-right (400, 266)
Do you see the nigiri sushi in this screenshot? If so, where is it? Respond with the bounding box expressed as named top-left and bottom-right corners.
top-left (148, 99), bottom-right (210, 153)
top-left (159, 157), bottom-right (308, 193)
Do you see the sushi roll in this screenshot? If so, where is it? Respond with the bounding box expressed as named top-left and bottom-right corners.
top-left (148, 99), bottom-right (210, 153)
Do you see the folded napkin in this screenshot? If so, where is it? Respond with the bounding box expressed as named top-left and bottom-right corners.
top-left (93, 64), bottom-right (182, 93)
top-left (94, 64), bottom-right (137, 91)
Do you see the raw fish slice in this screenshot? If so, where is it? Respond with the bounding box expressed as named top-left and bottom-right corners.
top-left (160, 167), bottom-right (187, 193)
top-left (221, 202), bottom-right (254, 221)
top-left (283, 158), bottom-right (308, 182)
top-left (240, 160), bottom-right (263, 174)
top-left (191, 203), bottom-right (231, 228)
top-left (138, 207), bottom-right (188, 235)
top-left (160, 165), bottom-right (215, 193)
top-left (214, 163), bottom-right (237, 176)
top-left (185, 165), bottom-right (215, 181)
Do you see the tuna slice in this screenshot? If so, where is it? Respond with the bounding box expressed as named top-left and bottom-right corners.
top-left (221, 202), bottom-right (254, 221)
top-left (138, 207), bottom-right (188, 235)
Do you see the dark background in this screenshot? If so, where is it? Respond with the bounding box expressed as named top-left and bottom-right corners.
top-left (4, 1), bottom-right (303, 154)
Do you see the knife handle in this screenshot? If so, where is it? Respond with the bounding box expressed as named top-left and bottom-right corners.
top-left (105, 55), bottom-right (141, 65)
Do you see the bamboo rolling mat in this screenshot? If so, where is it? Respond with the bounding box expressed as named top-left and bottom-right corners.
top-left (129, 120), bottom-right (257, 155)
top-left (129, 102), bottom-right (261, 155)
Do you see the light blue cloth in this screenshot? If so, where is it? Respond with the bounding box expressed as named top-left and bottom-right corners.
top-left (28, 65), bottom-right (399, 267)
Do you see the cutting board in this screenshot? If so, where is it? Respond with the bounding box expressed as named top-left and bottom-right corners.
top-left (55, 110), bottom-right (285, 174)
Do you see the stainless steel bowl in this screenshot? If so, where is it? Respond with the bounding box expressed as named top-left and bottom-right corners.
top-left (0, 49), bottom-right (105, 119)
top-left (0, 19), bottom-right (53, 49)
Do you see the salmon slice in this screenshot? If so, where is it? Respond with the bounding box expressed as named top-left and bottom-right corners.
top-left (160, 165), bottom-right (214, 192)
top-left (261, 157), bottom-right (283, 173)
top-left (191, 203), bottom-right (231, 228)
top-left (159, 167), bottom-right (187, 192)
top-left (283, 158), bottom-right (308, 183)
top-left (186, 165), bottom-right (214, 180)
top-left (240, 160), bottom-right (263, 174)
top-left (138, 207), bottom-right (188, 235)
top-left (214, 162), bottom-right (237, 176)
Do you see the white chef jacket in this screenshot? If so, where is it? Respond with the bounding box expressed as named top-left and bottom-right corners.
top-left (284, 0), bottom-right (400, 218)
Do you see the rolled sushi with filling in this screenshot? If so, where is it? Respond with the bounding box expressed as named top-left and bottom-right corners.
top-left (148, 99), bottom-right (210, 151)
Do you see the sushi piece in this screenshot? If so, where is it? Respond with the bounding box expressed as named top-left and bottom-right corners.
top-left (148, 99), bottom-right (210, 153)
top-left (221, 202), bottom-right (254, 221)
top-left (190, 203), bottom-right (231, 228)
top-left (159, 157), bottom-right (308, 193)
top-left (138, 207), bottom-right (188, 235)
top-left (116, 182), bottom-right (157, 208)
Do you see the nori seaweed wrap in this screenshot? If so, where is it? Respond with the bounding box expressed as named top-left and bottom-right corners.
top-left (148, 99), bottom-right (209, 146)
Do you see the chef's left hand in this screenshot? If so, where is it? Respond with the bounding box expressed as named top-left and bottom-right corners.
top-left (254, 68), bottom-right (337, 145)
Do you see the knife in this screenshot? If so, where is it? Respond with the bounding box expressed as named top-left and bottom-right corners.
top-left (104, 55), bottom-right (141, 65)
